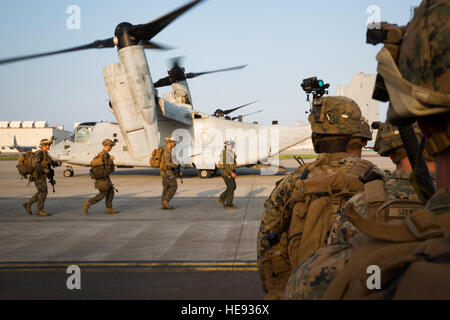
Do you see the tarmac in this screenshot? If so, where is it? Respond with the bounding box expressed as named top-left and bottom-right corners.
top-left (0, 153), bottom-right (395, 299)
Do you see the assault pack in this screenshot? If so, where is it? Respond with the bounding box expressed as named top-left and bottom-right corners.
top-left (16, 151), bottom-right (35, 178)
top-left (150, 147), bottom-right (163, 168)
top-left (90, 152), bottom-right (114, 179)
top-left (258, 155), bottom-right (380, 299)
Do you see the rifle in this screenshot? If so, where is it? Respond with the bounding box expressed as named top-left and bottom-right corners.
top-left (174, 165), bottom-right (183, 184)
top-left (47, 167), bottom-right (56, 193)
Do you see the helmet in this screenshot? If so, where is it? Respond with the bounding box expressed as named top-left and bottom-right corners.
top-left (224, 140), bottom-right (235, 148)
top-left (308, 96), bottom-right (363, 137)
top-left (376, 121), bottom-right (434, 163)
top-left (379, 0), bottom-right (450, 155)
top-left (349, 118), bottom-right (373, 147)
top-left (357, 118), bottom-right (372, 140)
top-left (40, 138), bottom-right (52, 146)
top-left (165, 136), bottom-right (177, 143)
top-left (102, 139), bottom-right (115, 147)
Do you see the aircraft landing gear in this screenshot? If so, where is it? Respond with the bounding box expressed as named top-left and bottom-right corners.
top-left (198, 169), bottom-right (214, 179)
top-left (63, 168), bottom-right (74, 177)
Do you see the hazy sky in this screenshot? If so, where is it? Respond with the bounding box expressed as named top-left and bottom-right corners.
top-left (0, 0), bottom-right (421, 132)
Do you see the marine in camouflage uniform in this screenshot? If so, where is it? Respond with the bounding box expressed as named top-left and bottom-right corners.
top-left (22, 138), bottom-right (60, 217)
top-left (219, 141), bottom-right (238, 209)
top-left (83, 139), bottom-right (119, 214)
top-left (161, 136), bottom-right (178, 210)
top-left (257, 95), bottom-right (380, 300)
top-left (286, 0), bottom-right (450, 300)
top-left (285, 123), bottom-right (437, 300)
top-left (327, 121), bottom-right (436, 246)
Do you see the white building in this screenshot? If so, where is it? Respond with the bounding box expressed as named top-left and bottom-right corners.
top-left (335, 72), bottom-right (380, 124)
top-left (0, 121), bottom-right (71, 152)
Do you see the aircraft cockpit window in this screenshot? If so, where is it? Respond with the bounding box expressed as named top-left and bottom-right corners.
top-left (74, 126), bottom-right (93, 144)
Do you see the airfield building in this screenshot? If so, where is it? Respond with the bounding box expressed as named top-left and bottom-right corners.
top-left (0, 121), bottom-right (71, 153)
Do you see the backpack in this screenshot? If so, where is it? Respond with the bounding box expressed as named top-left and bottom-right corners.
top-left (150, 147), bottom-right (163, 168)
top-left (286, 171), bottom-right (365, 269)
top-left (322, 205), bottom-right (449, 300)
top-left (17, 151), bottom-right (35, 178)
top-left (257, 155), bottom-right (376, 299)
top-left (90, 153), bottom-right (113, 180)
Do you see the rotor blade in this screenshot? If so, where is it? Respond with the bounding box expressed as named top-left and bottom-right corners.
top-left (141, 40), bottom-right (173, 50)
top-left (132, 0), bottom-right (204, 41)
top-left (153, 76), bottom-right (172, 88)
top-left (222, 99), bottom-right (261, 115)
top-left (0, 38), bottom-right (115, 66)
top-left (185, 64), bottom-right (247, 79)
top-left (232, 110), bottom-right (263, 120)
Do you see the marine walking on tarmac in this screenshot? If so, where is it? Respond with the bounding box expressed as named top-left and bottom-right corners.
top-left (218, 140), bottom-right (238, 209)
top-left (160, 136), bottom-right (179, 210)
top-left (83, 139), bottom-right (119, 215)
top-left (21, 138), bottom-right (61, 217)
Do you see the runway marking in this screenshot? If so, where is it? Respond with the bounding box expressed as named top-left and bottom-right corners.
top-left (0, 261), bottom-right (258, 272)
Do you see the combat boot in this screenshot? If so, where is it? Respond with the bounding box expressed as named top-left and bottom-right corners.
top-left (225, 205), bottom-right (238, 210)
top-left (83, 201), bottom-right (90, 215)
top-left (37, 211), bottom-right (51, 217)
top-left (105, 208), bottom-right (119, 214)
top-left (22, 201), bottom-right (33, 215)
top-left (162, 200), bottom-right (174, 210)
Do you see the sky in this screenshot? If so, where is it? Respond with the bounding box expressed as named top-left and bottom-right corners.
top-left (0, 0), bottom-right (421, 132)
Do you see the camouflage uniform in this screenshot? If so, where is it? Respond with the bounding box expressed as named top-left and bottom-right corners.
top-left (257, 95), bottom-right (379, 299)
top-left (160, 144), bottom-right (178, 208)
top-left (287, 0), bottom-right (450, 300)
top-left (258, 152), bottom-right (377, 298)
top-left (29, 149), bottom-right (50, 213)
top-left (23, 137), bottom-right (61, 216)
top-left (285, 169), bottom-right (427, 300)
top-left (88, 150), bottom-right (115, 209)
top-left (219, 146), bottom-right (237, 207)
top-left (327, 169), bottom-right (433, 246)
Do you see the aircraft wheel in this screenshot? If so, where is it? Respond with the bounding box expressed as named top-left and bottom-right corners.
top-left (198, 169), bottom-right (212, 179)
top-left (63, 169), bottom-right (74, 177)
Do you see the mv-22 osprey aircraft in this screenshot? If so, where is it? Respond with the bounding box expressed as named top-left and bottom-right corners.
top-left (0, 0), bottom-right (311, 178)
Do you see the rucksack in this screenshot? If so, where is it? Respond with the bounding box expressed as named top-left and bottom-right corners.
top-left (150, 147), bottom-right (163, 168)
top-left (257, 155), bottom-right (377, 299)
top-left (17, 151), bottom-right (35, 178)
top-left (286, 171), bottom-right (365, 269)
top-left (90, 153), bottom-right (114, 179)
top-left (322, 205), bottom-right (449, 300)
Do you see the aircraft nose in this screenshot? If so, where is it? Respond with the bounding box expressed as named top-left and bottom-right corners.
top-left (49, 143), bottom-right (68, 160)
top-left (48, 148), bottom-right (59, 159)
